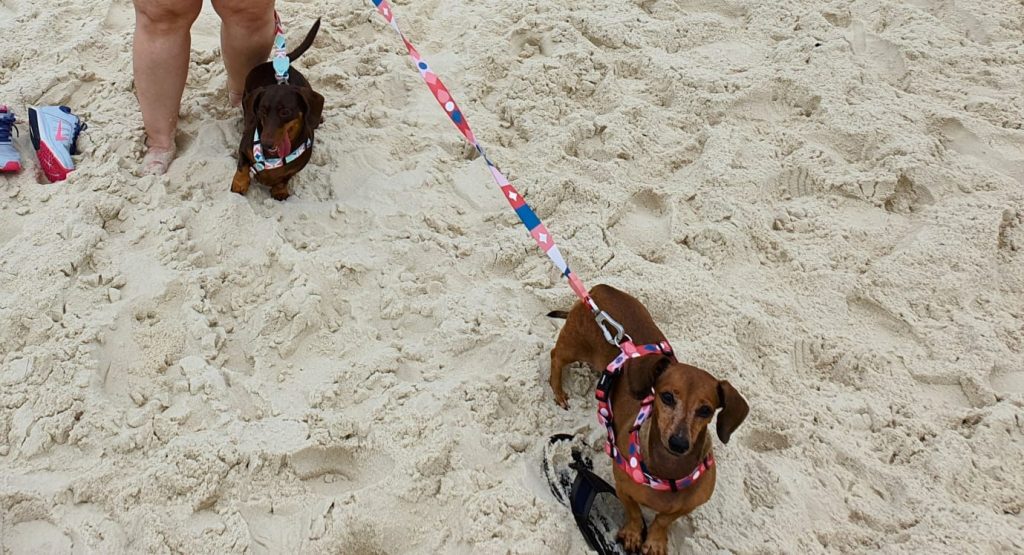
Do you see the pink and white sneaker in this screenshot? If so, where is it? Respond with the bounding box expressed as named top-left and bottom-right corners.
top-left (28, 106), bottom-right (86, 182)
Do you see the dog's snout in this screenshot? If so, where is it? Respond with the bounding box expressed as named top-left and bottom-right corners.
top-left (668, 434), bottom-right (689, 454)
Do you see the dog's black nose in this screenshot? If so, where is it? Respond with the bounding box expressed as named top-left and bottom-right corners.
top-left (668, 435), bottom-right (689, 453)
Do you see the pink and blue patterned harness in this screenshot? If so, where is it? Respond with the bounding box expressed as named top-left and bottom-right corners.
top-left (251, 12), bottom-right (312, 177)
top-left (367, 0), bottom-right (711, 491)
top-left (597, 339), bottom-right (714, 491)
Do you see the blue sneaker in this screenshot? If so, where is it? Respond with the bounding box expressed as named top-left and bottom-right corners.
top-left (28, 106), bottom-right (86, 182)
top-left (0, 105), bottom-right (19, 173)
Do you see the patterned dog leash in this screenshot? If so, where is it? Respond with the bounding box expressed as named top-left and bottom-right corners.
top-left (367, 0), bottom-right (627, 346)
top-left (367, 0), bottom-right (714, 493)
top-left (272, 11), bottom-right (290, 84)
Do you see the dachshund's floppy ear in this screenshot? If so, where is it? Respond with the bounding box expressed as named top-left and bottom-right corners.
top-left (243, 87), bottom-right (267, 126)
top-left (715, 380), bottom-right (749, 444)
top-left (625, 355), bottom-right (672, 400)
top-left (299, 88), bottom-right (325, 129)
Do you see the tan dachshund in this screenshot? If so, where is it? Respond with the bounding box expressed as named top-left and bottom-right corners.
top-left (548, 284), bottom-right (749, 555)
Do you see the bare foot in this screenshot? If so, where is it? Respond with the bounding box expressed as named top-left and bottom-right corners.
top-left (229, 90), bottom-right (243, 107)
top-left (141, 145), bottom-right (176, 176)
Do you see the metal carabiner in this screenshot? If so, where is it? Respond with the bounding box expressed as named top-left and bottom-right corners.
top-left (594, 310), bottom-right (630, 346)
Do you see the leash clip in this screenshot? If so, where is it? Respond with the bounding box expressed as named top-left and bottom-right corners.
top-left (594, 310), bottom-right (629, 346)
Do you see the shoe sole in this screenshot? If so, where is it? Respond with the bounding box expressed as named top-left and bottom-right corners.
top-left (36, 141), bottom-right (71, 182)
top-left (28, 108), bottom-right (73, 182)
top-left (0, 161), bottom-right (20, 172)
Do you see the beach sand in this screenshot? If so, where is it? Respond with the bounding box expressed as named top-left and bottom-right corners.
top-left (1, 0), bottom-right (1023, 552)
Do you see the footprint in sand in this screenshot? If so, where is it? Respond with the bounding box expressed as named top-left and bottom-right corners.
top-left (936, 118), bottom-right (1024, 184)
top-left (743, 460), bottom-right (787, 510)
top-left (610, 189), bottom-right (673, 258)
top-left (742, 428), bottom-right (792, 453)
top-left (845, 20), bottom-right (908, 88)
top-left (286, 444), bottom-right (393, 496)
top-left (102, 0), bottom-right (132, 33)
top-left (773, 165), bottom-right (820, 199)
top-left (638, 0), bottom-right (747, 23)
top-left (5, 519), bottom-right (73, 554)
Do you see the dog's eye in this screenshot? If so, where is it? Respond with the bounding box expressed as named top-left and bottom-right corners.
top-left (695, 405), bottom-right (713, 418)
top-left (659, 392), bottom-right (676, 407)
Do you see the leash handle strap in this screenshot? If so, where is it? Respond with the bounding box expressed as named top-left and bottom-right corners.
top-left (368, 0), bottom-right (628, 343)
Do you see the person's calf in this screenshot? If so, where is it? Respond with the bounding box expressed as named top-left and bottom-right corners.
top-left (132, 0), bottom-right (200, 173)
top-left (212, 0), bottom-right (275, 105)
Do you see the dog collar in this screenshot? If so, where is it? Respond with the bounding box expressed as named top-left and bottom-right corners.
top-left (251, 127), bottom-right (312, 174)
top-left (596, 340), bottom-right (715, 492)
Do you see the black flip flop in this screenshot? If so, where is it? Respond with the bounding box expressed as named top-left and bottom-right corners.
top-left (543, 434), bottom-right (646, 554)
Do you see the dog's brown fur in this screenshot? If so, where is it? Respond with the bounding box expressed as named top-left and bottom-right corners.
top-left (232, 19), bottom-right (324, 201)
top-left (548, 284), bottom-right (749, 555)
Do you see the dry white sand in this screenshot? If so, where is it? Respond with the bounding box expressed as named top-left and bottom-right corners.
top-left (2, 0), bottom-right (1023, 553)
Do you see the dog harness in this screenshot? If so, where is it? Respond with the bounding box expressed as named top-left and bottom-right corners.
top-left (596, 340), bottom-right (715, 492)
top-left (367, 1), bottom-right (714, 491)
top-left (250, 12), bottom-right (313, 176)
top-left (251, 128), bottom-right (312, 174)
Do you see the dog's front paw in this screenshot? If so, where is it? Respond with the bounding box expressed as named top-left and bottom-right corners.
top-left (617, 522), bottom-right (644, 553)
top-left (641, 538), bottom-right (668, 555)
top-left (231, 169), bottom-right (250, 195)
top-left (553, 389), bottom-right (570, 410)
top-left (270, 185), bottom-right (290, 201)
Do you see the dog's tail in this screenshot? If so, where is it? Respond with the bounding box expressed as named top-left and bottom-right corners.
top-left (288, 18), bottom-right (321, 61)
top-left (546, 310), bottom-right (569, 319)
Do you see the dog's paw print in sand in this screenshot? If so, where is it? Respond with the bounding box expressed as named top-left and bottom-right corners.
top-left (881, 174), bottom-right (935, 214)
top-left (510, 29), bottom-right (554, 58)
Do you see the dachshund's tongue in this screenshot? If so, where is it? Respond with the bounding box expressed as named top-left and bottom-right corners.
top-left (279, 134), bottom-right (292, 158)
